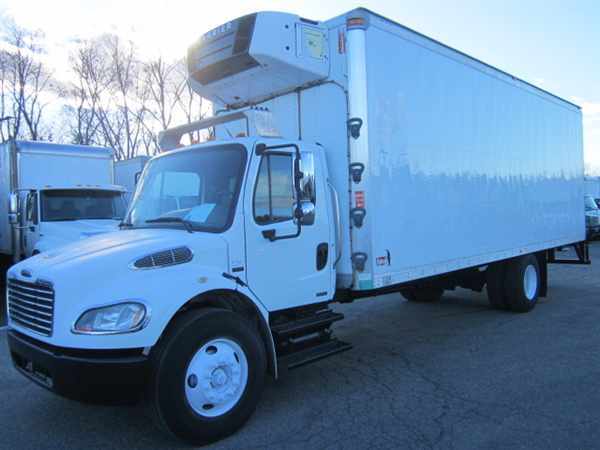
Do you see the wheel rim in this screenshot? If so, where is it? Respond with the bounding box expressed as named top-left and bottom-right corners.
top-left (184, 338), bottom-right (249, 418)
top-left (523, 264), bottom-right (538, 301)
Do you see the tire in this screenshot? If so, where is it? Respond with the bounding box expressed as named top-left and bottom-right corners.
top-left (504, 255), bottom-right (540, 313)
top-left (147, 308), bottom-right (267, 445)
top-left (486, 262), bottom-right (509, 309)
top-left (401, 286), bottom-right (444, 302)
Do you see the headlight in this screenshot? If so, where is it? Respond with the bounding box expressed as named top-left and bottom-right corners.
top-left (73, 302), bottom-right (148, 334)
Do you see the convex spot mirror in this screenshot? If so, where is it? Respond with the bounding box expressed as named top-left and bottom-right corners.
top-left (294, 200), bottom-right (315, 226)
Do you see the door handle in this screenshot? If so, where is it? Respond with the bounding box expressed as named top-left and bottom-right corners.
top-left (316, 242), bottom-right (328, 270)
top-left (29, 226), bottom-right (35, 232)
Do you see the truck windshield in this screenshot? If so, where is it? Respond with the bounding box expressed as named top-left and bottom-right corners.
top-left (41, 190), bottom-right (126, 222)
top-left (126, 144), bottom-right (246, 232)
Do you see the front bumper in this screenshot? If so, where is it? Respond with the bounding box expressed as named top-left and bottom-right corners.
top-left (7, 330), bottom-right (150, 402)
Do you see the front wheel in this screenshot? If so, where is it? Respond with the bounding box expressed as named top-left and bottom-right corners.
top-left (148, 308), bottom-right (266, 445)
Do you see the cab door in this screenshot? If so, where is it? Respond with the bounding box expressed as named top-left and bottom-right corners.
top-left (244, 142), bottom-right (333, 311)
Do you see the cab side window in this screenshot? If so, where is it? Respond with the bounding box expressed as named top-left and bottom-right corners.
top-left (254, 154), bottom-right (294, 224)
top-left (26, 191), bottom-right (38, 225)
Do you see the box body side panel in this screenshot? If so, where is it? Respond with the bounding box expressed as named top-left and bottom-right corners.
top-left (0, 143), bottom-right (11, 254)
top-left (363, 22), bottom-right (584, 288)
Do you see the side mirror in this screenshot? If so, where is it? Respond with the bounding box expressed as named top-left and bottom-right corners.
top-left (295, 200), bottom-right (315, 226)
top-left (8, 192), bottom-right (18, 224)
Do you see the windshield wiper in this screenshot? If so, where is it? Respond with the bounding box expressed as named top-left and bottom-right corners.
top-left (145, 217), bottom-right (194, 233)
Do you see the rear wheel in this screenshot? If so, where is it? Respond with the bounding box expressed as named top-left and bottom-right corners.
top-left (504, 255), bottom-right (540, 313)
top-left (401, 286), bottom-right (444, 302)
top-left (148, 308), bottom-right (266, 445)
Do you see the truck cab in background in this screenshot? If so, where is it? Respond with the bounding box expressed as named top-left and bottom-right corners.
top-left (584, 194), bottom-right (600, 240)
top-left (14, 185), bottom-right (126, 257)
top-left (0, 140), bottom-right (126, 265)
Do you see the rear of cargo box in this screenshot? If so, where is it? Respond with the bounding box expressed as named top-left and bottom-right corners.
top-left (355, 10), bottom-right (584, 290)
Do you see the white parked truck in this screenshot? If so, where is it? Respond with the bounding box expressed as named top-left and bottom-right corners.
top-left (0, 140), bottom-right (127, 264)
top-left (114, 155), bottom-right (150, 204)
top-left (7, 9), bottom-right (587, 445)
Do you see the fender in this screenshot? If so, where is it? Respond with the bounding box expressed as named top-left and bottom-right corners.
top-left (153, 275), bottom-right (278, 379)
top-left (235, 284), bottom-right (278, 379)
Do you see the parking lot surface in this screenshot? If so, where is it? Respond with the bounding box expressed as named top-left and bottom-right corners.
top-left (1, 243), bottom-right (600, 450)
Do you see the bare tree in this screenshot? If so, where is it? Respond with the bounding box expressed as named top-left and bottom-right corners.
top-left (1, 20), bottom-right (53, 140)
top-left (67, 35), bottom-right (150, 159)
top-left (0, 49), bottom-right (11, 141)
top-left (173, 58), bottom-right (210, 146)
top-left (68, 38), bottom-right (110, 145)
top-left (144, 57), bottom-right (182, 129)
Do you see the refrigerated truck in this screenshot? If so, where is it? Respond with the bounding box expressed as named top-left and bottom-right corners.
top-left (6, 9), bottom-right (587, 445)
top-left (0, 140), bottom-right (127, 265)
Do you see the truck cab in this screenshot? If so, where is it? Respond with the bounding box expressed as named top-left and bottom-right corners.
top-left (0, 140), bottom-right (124, 264)
top-left (124, 138), bottom-right (335, 310)
top-left (7, 135), bottom-right (338, 443)
top-left (584, 194), bottom-right (600, 240)
top-left (17, 185), bottom-right (127, 257)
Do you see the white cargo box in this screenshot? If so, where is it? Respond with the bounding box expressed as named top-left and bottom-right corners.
top-left (186, 9), bottom-right (584, 291)
top-left (114, 155), bottom-right (150, 203)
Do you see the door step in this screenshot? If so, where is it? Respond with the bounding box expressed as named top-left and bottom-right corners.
top-left (271, 310), bottom-right (344, 339)
top-left (277, 339), bottom-right (352, 371)
top-left (270, 305), bottom-right (351, 373)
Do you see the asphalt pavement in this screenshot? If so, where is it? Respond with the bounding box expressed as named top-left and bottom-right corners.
top-left (1, 243), bottom-right (600, 449)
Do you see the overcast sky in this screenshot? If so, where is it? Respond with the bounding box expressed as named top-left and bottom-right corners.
top-left (1, 0), bottom-right (598, 170)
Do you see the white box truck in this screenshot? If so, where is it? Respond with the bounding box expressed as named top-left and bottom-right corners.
top-left (584, 176), bottom-right (600, 200)
top-left (114, 155), bottom-right (150, 204)
top-left (0, 140), bottom-right (127, 265)
top-left (6, 9), bottom-right (587, 444)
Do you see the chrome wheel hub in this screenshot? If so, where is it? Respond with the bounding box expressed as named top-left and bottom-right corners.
top-left (184, 338), bottom-right (248, 417)
top-left (523, 264), bottom-right (538, 301)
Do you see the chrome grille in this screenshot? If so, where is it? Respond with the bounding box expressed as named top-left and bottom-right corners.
top-left (7, 279), bottom-right (55, 336)
top-left (133, 247), bottom-right (193, 269)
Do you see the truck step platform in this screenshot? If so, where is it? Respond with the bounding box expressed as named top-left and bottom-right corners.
top-left (271, 310), bottom-right (344, 339)
top-left (277, 339), bottom-right (352, 371)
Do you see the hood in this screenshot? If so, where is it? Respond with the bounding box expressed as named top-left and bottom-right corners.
top-left (41, 219), bottom-right (122, 242)
top-left (11, 228), bottom-right (229, 281)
